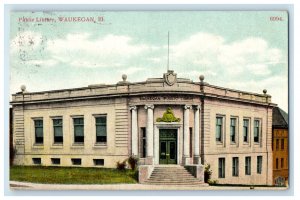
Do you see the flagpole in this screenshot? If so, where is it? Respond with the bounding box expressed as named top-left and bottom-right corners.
top-left (167, 31), bottom-right (169, 72)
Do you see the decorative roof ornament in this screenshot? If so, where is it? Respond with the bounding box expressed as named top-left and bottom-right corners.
top-left (117, 74), bottom-right (129, 85)
top-left (122, 74), bottom-right (127, 82)
top-left (164, 70), bottom-right (177, 86)
top-left (20, 85), bottom-right (26, 92)
top-left (156, 107), bottom-right (180, 122)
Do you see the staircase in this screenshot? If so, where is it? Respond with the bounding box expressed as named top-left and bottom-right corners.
top-left (144, 166), bottom-right (207, 186)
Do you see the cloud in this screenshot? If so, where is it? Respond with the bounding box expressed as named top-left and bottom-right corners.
top-left (147, 57), bottom-right (162, 63)
top-left (10, 31), bottom-right (44, 53)
top-left (224, 74), bottom-right (288, 111)
top-left (170, 33), bottom-right (284, 78)
top-left (9, 31), bottom-right (287, 111)
top-left (46, 33), bottom-right (150, 68)
top-left (245, 64), bottom-right (271, 76)
top-left (172, 33), bottom-right (224, 58)
top-left (118, 67), bottom-right (144, 75)
top-left (25, 59), bottom-right (58, 67)
top-left (10, 32), bottom-right (154, 69)
top-left (169, 32), bottom-right (287, 111)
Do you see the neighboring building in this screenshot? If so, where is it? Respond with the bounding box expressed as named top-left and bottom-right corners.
top-left (10, 70), bottom-right (276, 185)
top-left (9, 107), bottom-right (14, 166)
top-left (272, 107), bottom-right (288, 186)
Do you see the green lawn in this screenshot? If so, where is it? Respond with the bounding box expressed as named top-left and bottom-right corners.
top-left (10, 165), bottom-right (138, 184)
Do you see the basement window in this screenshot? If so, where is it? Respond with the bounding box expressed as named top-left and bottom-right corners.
top-left (93, 159), bottom-right (104, 166)
top-left (32, 158), bottom-right (41, 165)
top-left (51, 158), bottom-right (61, 165)
top-left (71, 158), bottom-right (82, 165)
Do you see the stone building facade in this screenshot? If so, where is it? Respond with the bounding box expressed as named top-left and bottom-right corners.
top-left (10, 70), bottom-right (276, 185)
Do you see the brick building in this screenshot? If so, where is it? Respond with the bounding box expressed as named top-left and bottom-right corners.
top-left (272, 107), bottom-right (289, 186)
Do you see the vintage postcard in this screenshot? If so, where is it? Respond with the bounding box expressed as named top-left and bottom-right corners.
top-left (9, 11), bottom-right (288, 190)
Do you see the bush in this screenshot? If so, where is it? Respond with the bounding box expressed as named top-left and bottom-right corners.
top-left (116, 160), bottom-right (127, 171)
top-left (208, 179), bottom-right (218, 185)
top-left (128, 155), bottom-right (139, 170)
top-left (204, 164), bottom-right (212, 183)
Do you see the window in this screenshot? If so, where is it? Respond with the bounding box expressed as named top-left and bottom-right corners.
top-left (232, 157), bottom-right (239, 177)
top-left (93, 159), bottom-right (104, 166)
top-left (218, 158), bottom-right (225, 178)
top-left (257, 156), bottom-right (262, 174)
top-left (230, 118), bottom-right (237, 143)
top-left (243, 119), bottom-right (249, 142)
top-left (254, 120), bottom-right (260, 143)
top-left (34, 119), bottom-right (43, 144)
top-left (281, 139), bottom-right (284, 150)
top-left (281, 158), bottom-right (284, 168)
top-left (32, 158), bottom-right (41, 165)
top-left (95, 116), bottom-right (107, 143)
top-left (53, 118), bottom-right (63, 143)
top-left (276, 139), bottom-right (279, 150)
top-left (51, 158), bottom-right (60, 165)
top-left (216, 117), bottom-right (223, 142)
top-left (141, 127), bottom-right (146, 158)
top-left (276, 158), bottom-right (279, 169)
top-left (245, 156), bottom-right (251, 175)
top-left (73, 118), bottom-right (84, 143)
top-left (71, 158), bottom-right (81, 165)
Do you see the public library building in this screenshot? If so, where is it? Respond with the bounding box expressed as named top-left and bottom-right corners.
top-left (11, 70), bottom-right (275, 185)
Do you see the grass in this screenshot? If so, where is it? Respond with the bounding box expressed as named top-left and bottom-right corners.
top-left (10, 165), bottom-right (138, 184)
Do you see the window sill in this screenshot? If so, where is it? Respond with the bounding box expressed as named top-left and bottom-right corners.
top-left (71, 143), bottom-right (84, 148)
top-left (51, 144), bottom-right (64, 149)
top-left (93, 143), bottom-right (107, 149)
top-left (53, 143), bottom-right (63, 145)
top-left (32, 144), bottom-right (44, 149)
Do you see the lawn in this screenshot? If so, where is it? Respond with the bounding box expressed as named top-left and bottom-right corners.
top-left (10, 165), bottom-right (138, 184)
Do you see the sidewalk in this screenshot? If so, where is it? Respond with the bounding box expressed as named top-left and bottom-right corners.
top-left (9, 181), bottom-right (288, 191)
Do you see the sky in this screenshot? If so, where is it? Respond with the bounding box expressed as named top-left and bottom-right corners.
top-left (10, 11), bottom-right (288, 112)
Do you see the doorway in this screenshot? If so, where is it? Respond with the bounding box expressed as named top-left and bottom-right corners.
top-left (159, 129), bottom-right (177, 164)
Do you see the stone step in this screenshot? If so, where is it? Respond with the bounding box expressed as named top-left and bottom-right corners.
top-left (149, 176), bottom-right (197, 179)
top-left (152, 171), bottom-right (191, 174)
top-left (147, 178), bottom-right (201, 182)
top-left (152, 169), bottom-right (191, 172)
top-left (153, 168), bottom-right (189, 171)
top-left (147, 180), bottom-right (201, 183)
top-left (149, 177), bottom-right (199, 181)
top-left (150, 172), bottom-right (192, 176)
top-left (144, 166), bottom-right (205, 186)
top-left (149, 176), bottom-right (195, 179)
top-left (144, 181), bottom-right (206, 186)
top-left (152, 170), bottom-right (191, 172)
top-left (151, 172), bottom-right (193, 175)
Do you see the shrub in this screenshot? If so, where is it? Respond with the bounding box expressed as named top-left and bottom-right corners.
top-left (204, 163), bottom-right (212, 183)
top-left (127, 155), bottom-right (139, 170)
top-left (116, 160), bottom-right (127, 171)
top-left (208, 179), bottom-right (218, 185)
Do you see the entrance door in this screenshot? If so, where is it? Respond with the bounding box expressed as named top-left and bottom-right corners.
top-left (159, 129), bottom-right (177, 164)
